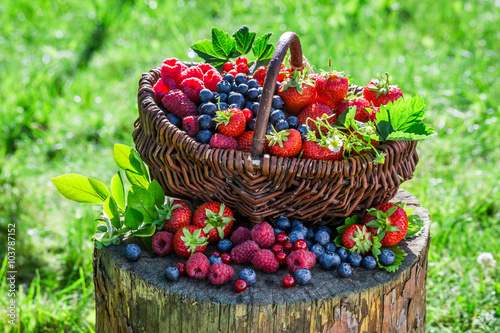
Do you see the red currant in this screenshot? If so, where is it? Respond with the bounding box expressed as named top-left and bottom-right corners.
top-left (235, 279), bottom-right (248, 292)
top-left (175, 262), bottom-right (186, 276)
top-left (271, 244), bottom-right (284, 254)
top-left (237, 63), bottom-right (248, 74)
top-left (294, 239), bottom-right (308, 251)
top-left (283, 242), bottom-right (294, 253)
top-left (223, 62), bottom-right (234, 72)
top-left (276, 251), bottom-right (287, 266)
top-left (210, 251), bottom-right (221, 257)
top-left (282, 274), bottom-right (295, 288)
top-left (275, 232), bottom-right (289, 244)
top-left (220, 253), bottom-right (232, 264)
top-left (228, 69), bottom-right (238, 77)
top-left (235, 56), bottom-right (247, 65)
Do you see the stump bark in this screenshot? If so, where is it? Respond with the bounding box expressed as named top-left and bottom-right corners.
top-left (93, 189), bottom-right (430, 333)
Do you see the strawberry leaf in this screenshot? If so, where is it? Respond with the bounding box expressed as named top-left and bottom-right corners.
top-left (371, 235), bottom-right (382, 259)
top-left (252, 33), bottom-right (275, 61)
top-left (334, 216), bottom-right (360, 247)
top-left (377, 245), bottom-right (407, 272)
top-left (232, 25), bottom-right (256, 57)
top-left (405, 214), bottom-right (425, 239)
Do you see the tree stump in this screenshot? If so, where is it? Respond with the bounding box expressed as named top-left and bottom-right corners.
top-left (93, 189), bottom-right (430, 333)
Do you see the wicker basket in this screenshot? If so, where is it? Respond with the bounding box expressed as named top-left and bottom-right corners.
top-left (133, 32), bottom-right (419, 225)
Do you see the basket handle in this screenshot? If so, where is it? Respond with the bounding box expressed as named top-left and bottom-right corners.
top-left (250, 32), bottom-right (304, 157)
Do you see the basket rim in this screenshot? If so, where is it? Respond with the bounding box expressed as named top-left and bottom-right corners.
top-left (137, 65), bottom-right (415, 171)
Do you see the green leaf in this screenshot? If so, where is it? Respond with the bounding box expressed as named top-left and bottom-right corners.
top-left (385, 124), bottom-right (435, 141)
top-left (103, 197), bottom-right (121, 230)
top-left (148, 180), bottom-right (165, 207)
top-left (232, 25), bottom-right (256, 57)
top-left (124, 206), bottom-right (143, 230)
top-left (378, 245), bottom-right (407, 272)
top-left (125, 170), bottom-right (149, 189)
top-left (141, 236), bottom-right (154, 252)
top-left (113, 144), bottom-right (144, 174)
top-left (252, 33), bottom-right (275, 60)
top-left (110, 172), bottom-right (125, 211)
top-left (334, 216), bottom-right (360, 247)
top-left (131, 149), bottom-right (149, 178)
top-left (134, 225), bottom-right (156, 237)
top-left (212, 27), bottom-right (236, 59)
top-left (127, 186), bottom-right (157, 223)
top-left (405, 214), bottom-right (425, 239)
top-left (52, 174), bottom-right (109, 204)
top-left (190, 40), bottom-right (227, 67)
top-left (371, 235), bottom-right (382, 259)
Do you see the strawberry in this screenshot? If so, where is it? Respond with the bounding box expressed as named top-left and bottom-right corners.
top-left (277, 65), bottom-right (292, 82)
top-left (161, 89), bottom-right (198, 119)
top-left (362, 203), bottom-right (408, 246)
top-left (278, 70), bottom-right (317, 115)
top-left (158, 199), bottom-right (192, 234)
top-left (301, 140), bottom-right (343, 161)
top-left (173, 226), bottom-right (209, 258)
top-left (192, 202), bottom-right (235, 243)
top-left (314, 72), bottom-right (349, 107)
top-left (214, 108), bottom-right (246, 137)
top-left (237, 131), bottom-right (254, 152)
top-left (266, 129), bottom-right (302, 157)
top-left (252, 66), bottom-right (267, 86)
top-left (341, 224), bottom-right (373, 256)
top-left (297, 103), bottom-right (337, 134)
top-left (363, 73), bottom-right (403, 107)
top-left (348, 98), bottom-right (372, 123)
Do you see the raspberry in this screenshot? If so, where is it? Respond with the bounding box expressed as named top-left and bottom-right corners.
top-left (151, 231), bottom-right (174, 256)
top-left (237, 131), bottom-right (253, 153)
top-left (252, 249), bottom-right (279, 273)
top-left (161, 58), bottom-right (183, 81)
top-left (186, 252), bottom-right (210, 280)
top-left (197, 63), bottom-right (215, 74)
top-left (162, 89), bottom-right (198, 119)
top-left (241, 108), bottom-right (253, 122)
top-left (230, 226), bottom-right (252, 246)
top-left (182, 116), bottom-right (200, 137)
top-left (237, 63), bottom-right (248, 74)
top-left (286, 250), bottom-right (316, 273)
top-left (181, 78), bottom-right (204, 104)
top-left (203, 69), bottom-right (223, 91)
top-left (177, 66), bottom-right (203, 84)
top-left (162, 77), bottom-right (179, 91)
top-left (222, 62), bottom-right (234, 73)
top-left (209, 133), bottom-right (238, 150)
top-left (251, 222), bottom-right (275, 248)
top-left (230, 240), bottom-right (260, 264)
top-left (153, 79), bottom-right (170, 101)
top-left (208, 263), bottom-right (234, 285)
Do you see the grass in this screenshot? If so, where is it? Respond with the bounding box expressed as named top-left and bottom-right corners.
top-left (0, 0), bottom-right (498, 331)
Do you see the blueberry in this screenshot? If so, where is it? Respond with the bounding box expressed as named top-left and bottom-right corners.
top-left (315, 225), bottom-right (332, 235)
top-left (197, 114), bottom-right (214, 130)
top-left (275, 119), bottom-right (289, 132)
top-left (272, 95), bottom-right (284, 109)
top-left (218, 102), bottom-right (228, 110)
top-left (228, 93), bottom-right (245, 109)
top-left (295, 268), bottom-right (312, 285)
top-left (230, 82), bottom-right (238, 92)
top-left (229, 103), bottom-right (239, 109)
top-left (336, 262), bottom-right (353, 278)
top-left (247, 79), bottom-right (259, 89)
top-left (199, 89), bottom-right (214, 103)
top-left (234, 73), bottom-right (248, 85)
top-left (297, 124), bottom-right (310, 141)
top-left (223, 74), bottom-right (234, 84)
top-left (311, 244), bottom-right (326, 258)
top-left (166, 113), bottom-right (181, 128)
top-left (305, 228), bottom-right (315, 241)
top-left (239, 268), bottom-right (257, 286)
top-left (258, 87), bottom-right (263, 94)
top-left (266, 124), bottom-right (274, 136)
top-left (274, 228), bottom-right (284, 235)
top-left (209, 255), bottom-right (223, 265)
top-left (291, 219), bottom-right (304, 229)
top-left (250, 102), bottom-right (260, 116)
top-left (288, 230), bottom-right (305, 243)
top-left (378, 249), bottom-right (395, 266)
top-left (244, 101), bottom-right (253, 110)
top-left (314, 230), bottom-right (330, 246)
top-left (275, 82), bottom-right (283, 94)
top-left (274, 216), bottom-right (291, 231)
top-left (217, 239), bottom-right (233, 253)
top-left (306, 240), bottom-right (312, 250)
top-left (216, 80), bottom-right (231, 94)
top-left (361, 256), bottom-right (377, 270)
top-left (247, 118), bottom-right (257, 130)
top-left (319, 252), bottom-right (341, 270)
top-left (324, 243), bottom-right (337, 253)
top-left (217, 92), bottom-right (228, 103)
top-left (247, 88), bottom-right (260, 101)
top-left (286, 116), bottom-right (299, 129)
top-left (291, 224), bottom-right (308, 237)
top-left (125, 244), bottom-right (142, 262)
top-left (237, 83), bottom-right (249, 96)
top-left (269, 110), bottom-right (286, 125)
top-left (348, 252), bottom-right (363, 267)
top-left (200, 102), bottom-right (217, 116)
top-left (336, 248), bottom-right (350, 262)
top-left (165, 266), bottom-right (180, 282)
top-left (196, 129), bottom-right (212, 144)
top-left (211, 92), bottom-right (220, 102)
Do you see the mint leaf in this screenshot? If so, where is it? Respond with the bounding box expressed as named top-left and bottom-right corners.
top-left (114, 144), bottom-right (144, 174)
top-left (190, 40), bottom-right (227, 67)
top-left (127, 186), bottom-right (157, 223)
top-left (124, 206), bottom-right (143, 230)
top-left (110, 172), bottom-right (125, 211)
top-left (125, 169), bottom-right (149, 189)
top-left (252, 33), bottom-right (275, 60)
top-left (148, 180), bottom-right (165, 207)
top-left (212, 27), bottom-right (236, 59)
top-left (334, 216), bottom-right (360, 247)
top-left (134, 225), bottom-right (156, 237)
top-left (377, 245), bottom-right (407, 272)
top-left (51, 174), bottom-right (109, 204)
top-left (405, 214), bottom-right (424, 239)
top-left (232, 25), bottom-right (256, 57)
top-left (103, 197), bottom-right (121, 230)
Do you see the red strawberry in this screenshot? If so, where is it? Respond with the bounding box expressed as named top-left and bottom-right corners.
top-left (192, 202), bottom-right (235, 243)
top-left (349, 98), bottom-right (372, 123)
top-left (177, 66), bottom-right (204, 84)
top-left (369, 107), bottom-right (380, 123)
top-left (161, 58), bottom-right (183, 81)
top-left (297, 103), bottom-right (337, 134)
top-left (209, 133), bottom-right (238, 150)
top-left (278, 70), bottom-right (317, 115)
top-left (301, 140), bottom-right (343, 161)
top-left (334, 99), bottom-right (348, 116)
top-left (159, 199), bottom-right (192, 234)
top-left (362, 203), bottom-right (408, 246)
top-left (162, 89), bottom-right (198, 119)
top-left (341, 224), bottom-right (373, 256)
top-left (277, 65), bottom-right (292, 82)
top-left (363, 73), bottom-right (403, 107)
top-left (315, 72), bottom-right (349, 107)
top-left (214, 108), bottom-right (246, 137)
top-left (181, 77), bottom-right (204, 104)
top-left (203, 69), bottom-right (223, 91)
top-left (173, 226), bottom-right (209, 259)
top-left (237, 131), bottom-right (254, 152)
top-left (197, 63), bottom-right (216, 74)
top-left (266, 129), bottom-right (302, 157)
top-left (252, 66), bottom-right (267, 86)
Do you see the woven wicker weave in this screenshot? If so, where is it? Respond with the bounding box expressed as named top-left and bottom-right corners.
top-left (133, 32), bottom-right (419, 225)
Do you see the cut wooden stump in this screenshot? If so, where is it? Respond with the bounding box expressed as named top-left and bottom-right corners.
top-left (93, 189), bottom-right (430, 333)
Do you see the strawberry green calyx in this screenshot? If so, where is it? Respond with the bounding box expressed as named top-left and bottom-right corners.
top-left (349, 225), bottom-right (373, 254)
top-left (365, 207), bottom-right (400, 239)
top-left (366, 72), bottom-right (397, 98)
top-left (280, 69), bottom-right (314, 95)
top-left (266, 127), bottom-right (291, 148)
top-left (180, 227), bottom-right (209, 254)
top-left (153, 199), bottom-right (182, 228)
top-left (201, 204), bottom-right (235, 239)
top-left (214, 110), bottom-right (234, 128)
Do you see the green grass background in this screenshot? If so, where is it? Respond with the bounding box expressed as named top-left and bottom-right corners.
top-left (0, 0), bottom-right (499, 331)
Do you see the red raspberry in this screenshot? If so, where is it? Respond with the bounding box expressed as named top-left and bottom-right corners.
top-left (237, 63), bottom-right (248, 74)
top-left (236, 56), bottom-right (247, 65)
top-left (228, 69), bottom-right (238, 77)
top-left (209, 133), bottom-right (238, 150)
top-left (236, 131), bottom-right (253, 153)
top-left (208, 263), bottom-right (234, 285)
top-left (241, 108), bottom-right (253, 122)
top-left (161, 58), bottom-right (183, 81)
top-left (222, 62), bottom-right (234, 72)
top-left (253, 66), bottom-right (267, 86)
top-left (197, 63), bottom-right (215, 74)
top-left (203, 69), bottom-right (223, 92)
top-left (186, 252), bottom-right (210, 280)
top-left (230, 226), bottom-right (252, 246)
top-left (230, 240), bottom-right (260, 264)
top-left (161, 89), bottom-right (198, 119)
top-left (151, 231), bottom-right (174, 256)
top-left (162, 77), bottom-right (179, 91)
top-left (250, 222), bottom-right (274, 248)
top-left (252, 249), bottom-right (279, 273)
top-left (177, 66), bottom-right (204, 84)
top-left (153, 79), bottom-right (170, 101)
top-left (182, 116), bottom-right (200, 137)
top-left (181, 77), bottom-right (204, 104)
top-left (286, 250), bottom-right (316, 273)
